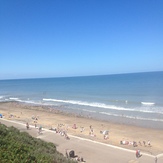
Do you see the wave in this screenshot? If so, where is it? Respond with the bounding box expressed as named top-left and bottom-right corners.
top-left (1, 97), bottom-right (162, 115)
top-left (19, 100), bottom-right (43, 105)
top-left (43, 98), bottom-right (133, 110)
top-left (0, 97), bottom-right (43, 106)
top-left (1, 97), bottom-right (163, 123)
top-left (42, 98), bottom-right (162, 114)
top-left (82, 109), bottom-right (97, 113)
top-left (141, 102), bottom-right (155, 105)
top-left (11, 98), bottom-right (47, 105)
top-left (99, 112), bottom-right (120, 117)
top-left (100, 112), bottom-right (163, 122)
top-left (9, 98), bottom-right (19, 100)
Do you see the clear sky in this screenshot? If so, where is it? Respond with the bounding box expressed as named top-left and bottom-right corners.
top-left (1, 0), bottom-right (163, 79)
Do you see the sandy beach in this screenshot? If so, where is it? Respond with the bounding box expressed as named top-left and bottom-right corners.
top-left (0, 101), bottom-right (163, 157)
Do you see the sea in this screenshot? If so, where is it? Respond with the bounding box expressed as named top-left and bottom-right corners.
top-left (0, 71), bottom-right (163, 129)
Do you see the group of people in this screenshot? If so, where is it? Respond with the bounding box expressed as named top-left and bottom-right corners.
top-left (120, 139), bottom-right (151, 148)
top-left (50, 126), bottom-right (70, 140)
top-left (138, 140), bottom-right (151, 147)
top-left (72, 124), bottom-right (110, 140)
top-left (25, 121), bottom-right (159, 163)
top-left (26, 122), bottom-right (43, 135)
top-left (58, 129), bottom-right (70, 140)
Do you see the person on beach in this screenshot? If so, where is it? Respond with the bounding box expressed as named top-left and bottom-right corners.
top-left (136, 150), bottom-right (139, 158)
top-left (143, 140), bottom-right (146, 146)
top-left (148, 140), bottom-right (151, 146)
top-left (155, 156), bottom-right (157, 163)
top-left (26, 122), bottom-right (29, 129)
top-left (89, 128), bottom-right (96, 137)
top-left (133, 141), bottom-right (137, 147)
top-left (80, 126), bottom-right (84, 132)
top-left (80, 157), bottom-right (84, 162)
top-left (136, 150), bottom-right (142, 158)
top-left (65, 134), bottom-right (70, 140)
top-left (89, 125), bottom-right (94, 135)
top-left (72, 124), bottom-right (77, 129)
top-left (89, 125), bottom-right (92, 130)
top-left (104, 134), bottom-right (108, 140)
top-left (76, 156), bottom-right (80, 161)
top-left (65, 149), bottom-right (68, 158)
top-left (38, 125), bottom-right (42, 134)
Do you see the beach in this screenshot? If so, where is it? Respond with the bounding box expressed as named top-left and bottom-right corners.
top-left (1, 72), bottom-right (163, 130)
top-left (0, 101), bottom-right (163, 157)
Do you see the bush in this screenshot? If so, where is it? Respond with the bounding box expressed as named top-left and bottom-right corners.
top-left (0, 124), bottom-right (76, 163)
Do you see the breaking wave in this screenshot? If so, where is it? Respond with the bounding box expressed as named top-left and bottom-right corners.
top-left (42, 98), bottom-right (162, 114)
top-left (141, 102), bottom-right (155, 105)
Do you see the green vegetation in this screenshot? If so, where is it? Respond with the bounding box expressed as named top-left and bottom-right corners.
top-left (0, 124), bottom-right (76, 163)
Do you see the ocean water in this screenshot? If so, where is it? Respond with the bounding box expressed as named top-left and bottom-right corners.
top-left (0, 71), bottom-right (163, 129)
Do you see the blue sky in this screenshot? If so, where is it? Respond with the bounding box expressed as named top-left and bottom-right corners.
top-left (1, 0), bottom-right (163, 79)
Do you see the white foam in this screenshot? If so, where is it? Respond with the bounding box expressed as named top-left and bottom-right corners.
top-left (42, 98), bottom-right (162, 114)
top-left (9, 98), bottom-right (19, 100)
top-left (141, 102), bottom-right (155, 105)
top-left (43, 98), bottom-right (134, 111)
top-left (100, 112), bottom-right (163, 122)
top-left (17, 99), bottom-right (45, 105)
top-left (82, 109), bottom-right (97, 113)
top-left (100, 112), bottom-right (120, 117)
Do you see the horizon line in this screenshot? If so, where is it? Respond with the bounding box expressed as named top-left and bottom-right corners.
top-left (0, 70), bottom-right (163, 81)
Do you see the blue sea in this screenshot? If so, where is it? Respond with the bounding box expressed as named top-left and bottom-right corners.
top-left (0, 71), bottom-right (163, 129)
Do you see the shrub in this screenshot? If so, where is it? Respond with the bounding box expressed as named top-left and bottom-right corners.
top-left (0, 124), bottom-right (76, 163)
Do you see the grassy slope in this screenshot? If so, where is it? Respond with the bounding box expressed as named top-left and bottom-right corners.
top-left (0, 124), bottom-right (76, 163)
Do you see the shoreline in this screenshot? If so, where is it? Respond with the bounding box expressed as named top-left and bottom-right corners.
top-left (0, 101), bottom-right (163, 155)
top-left (1, 98), bottom-right (163, 130)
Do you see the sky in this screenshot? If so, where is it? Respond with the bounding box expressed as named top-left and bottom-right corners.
top-left (0, 0), bottom-right (163, 79)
